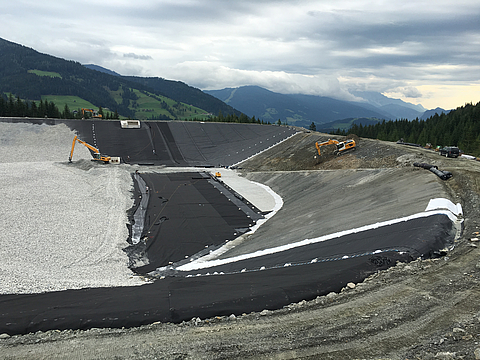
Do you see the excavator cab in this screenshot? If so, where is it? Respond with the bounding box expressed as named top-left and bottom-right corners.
top-left (335, 139), bottom-right (356, 154)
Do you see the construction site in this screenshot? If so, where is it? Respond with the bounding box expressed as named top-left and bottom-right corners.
top-left (1, 118), bottom-right (480, 359)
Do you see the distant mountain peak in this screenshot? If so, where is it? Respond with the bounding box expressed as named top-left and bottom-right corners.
top-left (351, 90), bottom-right (426, 112)
top-left (421, 107), bottom-right (450, 120)
top-left (205, 85), bottom-right (437, 129)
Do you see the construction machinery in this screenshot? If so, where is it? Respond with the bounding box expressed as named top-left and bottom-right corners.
top-left (81, 108), bottom-right (102, 119)
top-left (315, 139), bottom-right (356, 156)
top-left (69, 135), bottom-right (120, 164)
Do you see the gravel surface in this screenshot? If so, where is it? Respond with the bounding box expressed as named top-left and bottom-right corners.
top-left (0, 122), bottom-right (145, 294)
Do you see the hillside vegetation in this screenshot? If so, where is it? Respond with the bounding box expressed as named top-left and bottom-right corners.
top-left (0, 37), bottom-right (239, 120)
top-left (334, 102), bottom-right (480, 156)
top-left (0, 92), bottom-right (267, 125)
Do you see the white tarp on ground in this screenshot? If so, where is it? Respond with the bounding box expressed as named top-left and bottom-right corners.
top-left (425, 198), bottom-right (463, 217)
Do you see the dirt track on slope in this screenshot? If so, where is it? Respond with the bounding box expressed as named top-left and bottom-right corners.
top-left (2, 130), bottom-right (480, 359)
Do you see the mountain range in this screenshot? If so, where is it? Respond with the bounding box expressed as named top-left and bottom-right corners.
top-left (1, 37), bottom-right (448, 128)
top-left (205, 86), bottom-right (449, 129)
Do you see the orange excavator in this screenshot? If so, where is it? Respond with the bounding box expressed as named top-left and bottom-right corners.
top-left (81, 108), bottom-right (102, 119)
top-left (315, 139), bottom-right (356, 156)
top-left (68, 135), bottom-right (120, 164)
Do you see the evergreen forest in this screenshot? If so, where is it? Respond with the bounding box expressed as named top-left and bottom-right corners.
top-left (0, 93), bottom-right (119, 119)
top-left (333, 102), bottom-right (480, 157)
top-left (0, 93), bottom-right (264, 124)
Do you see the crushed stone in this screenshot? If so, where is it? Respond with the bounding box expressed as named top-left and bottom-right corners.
top-left (0, 122), bottom-right (145, 293)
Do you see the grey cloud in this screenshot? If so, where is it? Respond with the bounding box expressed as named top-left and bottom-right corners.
top-left (2, 0), bottom-right (480, 108)
top-left (396, 86), bottom-right (423, 98)
top-left (108, 1), bottom-right (257, 27)
top-left (123, 53), bottom-right (153, 60)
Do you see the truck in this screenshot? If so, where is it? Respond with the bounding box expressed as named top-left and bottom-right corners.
top-left (439, 146), bottom-right (460, 158)
top-left (68, 135), bottom-right (120, 164)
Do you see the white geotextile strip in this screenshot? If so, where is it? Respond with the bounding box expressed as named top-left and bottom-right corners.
top-left (0, 122), bottom-right (145, 294)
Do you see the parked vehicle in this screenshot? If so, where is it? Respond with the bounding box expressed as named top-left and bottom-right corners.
top-left (439, 146), bottom-right (460, 158)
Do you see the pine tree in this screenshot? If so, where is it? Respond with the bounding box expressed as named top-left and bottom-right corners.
top-left (62, 104), bottom-right (72, 119)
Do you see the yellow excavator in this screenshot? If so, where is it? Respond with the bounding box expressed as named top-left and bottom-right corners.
top-left (68, 135), bottom-right (120, 164)
top-left (315, 138), bottom-right (356, 156)
top-left (81, 108), bottom-right (102, 119)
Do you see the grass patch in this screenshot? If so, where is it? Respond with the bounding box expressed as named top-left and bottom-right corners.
top-left (109, 88), bottom-right (123, 105)
top-left (28, 70), bottom-right (62, 79)
top-left (128, 89), bottom-right (211, 120)
top-left (131, 90), bottom-right (174, 120)
top-left (41, 95), bottom-right (97, 112)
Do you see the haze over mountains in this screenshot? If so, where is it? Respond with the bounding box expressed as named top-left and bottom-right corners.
top-left (1, 37), bottom-right (448, 129)
top-left (205, 86), bottom-right (448, 129)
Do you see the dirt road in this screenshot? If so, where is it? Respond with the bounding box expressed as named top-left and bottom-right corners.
top-left (2, 131), bottom-right (480, 359)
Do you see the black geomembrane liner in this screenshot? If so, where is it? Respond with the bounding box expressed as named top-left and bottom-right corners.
top-left (129, 172), bottom-right (252, 274)
top-left (1, 250), bottom-right (409, 335)
top-left (0, 214), bottom-right (454, 335)
top-left (61, 119), bottom-right (298, 167)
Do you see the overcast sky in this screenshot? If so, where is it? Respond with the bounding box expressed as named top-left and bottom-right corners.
top-left (2, 0), bottom-right (480, 109)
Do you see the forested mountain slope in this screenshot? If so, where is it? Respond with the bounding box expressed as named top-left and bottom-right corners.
top-left (0, 38), bottom-right (239, 120)
top-left (341, 102), bottom-right (480, 156)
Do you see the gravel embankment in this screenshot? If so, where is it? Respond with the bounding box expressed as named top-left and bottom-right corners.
top-left (0, 122), bottom-right (145, 294)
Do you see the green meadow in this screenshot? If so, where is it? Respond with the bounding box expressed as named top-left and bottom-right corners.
top-left (28, 70), bottom-right (62, 79)
top-left (41, 95), bottom-right (98, 112)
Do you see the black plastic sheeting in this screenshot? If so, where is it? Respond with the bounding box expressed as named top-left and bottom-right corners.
top-left (0, 214), bottom-right (454, 335)
top-left (397, 140), bottom-right (423, 147)
top-left (414, 162), bottom-right (453, 180)
top-left (429, 167), bottom-right (453, 180)
top-left (164, 214), bottom-right (455, 278)
top-left (70, 121), bottom-right (188, 166)
top-left (124, 172), bottom-right (258, 274)
top-left (62, 119), bottom-right (297, 167)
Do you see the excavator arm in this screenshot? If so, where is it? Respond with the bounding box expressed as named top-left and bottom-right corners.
top-left (69, 135), bottom-right (119, 164)
top-left (69, 136), bottom-right (99, 161)
top-left (315, 139), bottom-right (339, 156)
